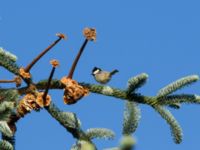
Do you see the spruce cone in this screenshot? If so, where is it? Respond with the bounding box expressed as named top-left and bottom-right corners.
top-left (60, 77), bottom-right (89, 104)
top-left (35, 92), bottom-right (51, 107)
top-left (19, 67), bottom-right (31, 79)
top-left (17, 94), bottom-right (39, 117)
top-left (83, 28), bottom-right (96, 41)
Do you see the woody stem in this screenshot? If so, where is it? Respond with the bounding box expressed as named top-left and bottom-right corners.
top-left (25, 37), bottom-right (62, 72)
top-left (68, 39), bottom-right (88, 79)
top-left (0, 79), bottom-right (15, 83)
top-left (43, 67), bottom-right (56, 103)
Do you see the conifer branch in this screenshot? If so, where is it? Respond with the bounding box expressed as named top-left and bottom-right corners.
top-left (0, 53), bottom-right (20, 75)
top-left (0, 102), bottom-right (15, 114)
top-left (126, 73), bottom-right (148, 94)
top-left (157, 75), bottom-right (199, 98)
top-left (1, 135), bottom-right (15, 150)
top-left (105, 101), bottom-right (136, 150)
top-left (0, 121), bottom-right (13, 137)
top-left (0, 110), bottom-right (13, 122)
top-left (29, 79), bottom-right (200, 107)
top-left (123, 101), bottom-right (141, 135)
top-left (0, 48), bottom-right (19, 75)
top-left (0, 89), bottom-right (19, 102)
top-left (168, 103), bottom-right (181, 109)
top-left (85, 128), bottom-right (115, 140)
top-left (0, 89), bottom-right (18, 122)
top-left (158, 94), bottom-right (200, 105)
top-left (153, 105), bottom-right (183, 144)
top-left (0, 48), bottom-right (17, 63)
top-left (2, 26), bottom-right (200, 150)
top-left (45, 102), bottom-right (98, 149)
top-left (0, 140), bottom-right (13, 150)
top-left (45, 102), bottom-right (89, 140)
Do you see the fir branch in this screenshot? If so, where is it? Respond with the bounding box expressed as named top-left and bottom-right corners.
top-left (0, 121), bottom-right (13, 137)
top-left (126, 73), bottom-right (148, 94)
top-left (157, 75), bottom-right (199, 98)
top-left (35, 79), bottom-right (64, 89)
top-left (2, 135), bottom-right (15, 150)
top-left (0, 48), bottom-right (17, 63)
top-left (0, 102), bottom-right (15, 114)
top-left (0, 89), bottom-right (19, 102)
top-left (0, 55), bottom-right (19, 75)
top-left (153, 105), bottom-right (183, 144)
top-left (123, 101), bottom-right (141, 135)
top-left (30, 79), bottom-right (200, 107)
top-left (0, 110), bottom-right (13, 122)
top-left (158, 94), bottom-right (200, 105)
top-left (45, 102), bottom-right (89, 140)
top-left (80, 83), bottom-right (128, 99)
top-left (0, 140), bottom-right (13, 150)
top-left (34, 80), bottom-right (154, 105)
top-left (60, 112), bottom-right (81, 129)
top-left (85, 128), bottom-right (115, 140)
top-left (168, 103), bottom-right (181, 109)
top-left (0, 47), bottom-right (19, 75)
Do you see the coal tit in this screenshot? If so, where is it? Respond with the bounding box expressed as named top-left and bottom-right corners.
top-left (92, 67), bottom-right (119, 84)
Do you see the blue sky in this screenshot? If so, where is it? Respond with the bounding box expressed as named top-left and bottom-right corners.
top-left (1, 0), bottom-right (200, 150)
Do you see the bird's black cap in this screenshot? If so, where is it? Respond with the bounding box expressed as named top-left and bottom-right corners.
top-left (92, 67), bottom-right (101, 75)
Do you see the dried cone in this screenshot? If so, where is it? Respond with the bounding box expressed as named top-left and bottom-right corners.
top-left (83, 28), bottom-right (96, 41)
top-left (56, 33), bottom-right (67, 40)
top-left (36, 92), bottom-right (51, 107)
top-left (17, 94), bottom-right (40, 117)
top-left (60, 77), bottom-right (89, 104)
top-left (19, 67), bottom-right (31, 79)
top-left (50, 59), bottom-right (60, 67)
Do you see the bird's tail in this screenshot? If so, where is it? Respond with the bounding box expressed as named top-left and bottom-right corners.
top-left (110, 69), bottom-right (119, 75)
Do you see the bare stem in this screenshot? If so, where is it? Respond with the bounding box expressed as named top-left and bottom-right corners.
top-left (0, 79), bottom-right (15, 83)
top-left (68, 39), bottom-right (88, 78)
top-left (25, 37), bottom-right (62, 72)
top-left (43, 67), bottom-right (56, 104)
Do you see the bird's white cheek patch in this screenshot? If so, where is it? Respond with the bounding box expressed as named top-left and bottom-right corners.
top-left (93, 70), bottom-right (100, 75)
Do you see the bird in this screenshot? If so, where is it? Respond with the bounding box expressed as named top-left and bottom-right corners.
top-left (92, 67), bottom-right (119, 84)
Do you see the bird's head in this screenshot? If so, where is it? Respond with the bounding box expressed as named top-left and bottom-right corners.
top-left (92, 67), bottom-right (101, 76)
